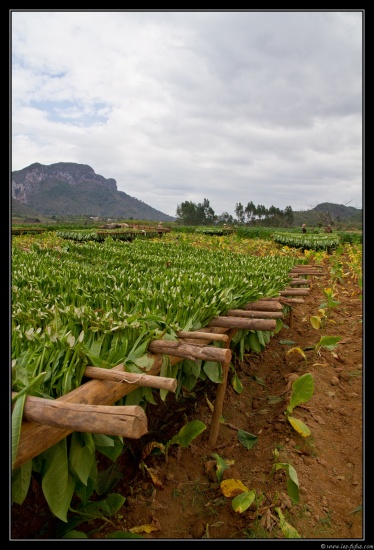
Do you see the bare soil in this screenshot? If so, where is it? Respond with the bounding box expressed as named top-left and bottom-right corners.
top-left (11, 262), bottom-right (364, 541)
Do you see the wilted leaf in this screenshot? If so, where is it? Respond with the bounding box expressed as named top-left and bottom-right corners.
top-left (310, 316), bottom-right (322, 329)
top-left (275, 507), bottom-right (301, 538)
top-left (286, 347), bottom-right (306, 360)
top-left (140, 441), bottom-right (165, 461)
top-left (129, 523), bottom-right (160, 534)
top-left (211, 453), bottom-right (233, 483)
top-left (220, 479), bottom-right (249, 497)
top-left (143, 465), bottom-right (163, 489)
top-left (287, 417), bottom-right (311, 438)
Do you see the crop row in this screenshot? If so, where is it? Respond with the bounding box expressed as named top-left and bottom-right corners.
top-left (11, 236), bottom-right (302, 522)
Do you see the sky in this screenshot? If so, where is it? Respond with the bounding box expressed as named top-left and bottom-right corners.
top-left (11, 10), bottom-right (363, 219)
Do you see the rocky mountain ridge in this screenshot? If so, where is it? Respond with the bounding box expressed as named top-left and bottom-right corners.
top-left (11, 162), bottom-right (175, 222)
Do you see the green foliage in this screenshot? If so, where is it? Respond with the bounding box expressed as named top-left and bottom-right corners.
top-left (275, 507), bottom-right (301, 538)
top-left (273, 231), bottom-right (340, 251)
top-left (272, 450), bottom-right (300, 504)
top-left (232, 490), bottom-right (257, 513)
top-left (286, 373), bottom-right (314, 415)
top-left (211, 453), bottom-right (232, 482)
top-left (237, 430), bottom-right (258, 450)
top-left (166, 420), bottom-right (206, 451)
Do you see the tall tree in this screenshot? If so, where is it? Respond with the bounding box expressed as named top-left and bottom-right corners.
top-left (235, 202), bottom-right (245, 224)
top-left (245, 201), bottom-right (256, 225)
top-left (176, 201), bottom-right (198, 225)
top-left (284, 205), bottom-right (294, 226)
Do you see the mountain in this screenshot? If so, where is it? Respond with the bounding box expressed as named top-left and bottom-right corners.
top-left (11, 162), bottom-right (175, 222)
top-left (292, 202), bottom-right (362, 228)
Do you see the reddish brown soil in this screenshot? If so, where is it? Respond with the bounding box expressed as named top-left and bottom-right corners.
top-left (11, 262), bottom-right (364, 541)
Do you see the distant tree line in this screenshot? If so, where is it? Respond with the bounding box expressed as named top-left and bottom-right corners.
top-left (176, 199), bottom-right (294, 227)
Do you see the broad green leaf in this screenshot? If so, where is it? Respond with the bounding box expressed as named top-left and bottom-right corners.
top-left (203, 361), bottom-right (222, 383)
top-left (168, 420), bottom-right (206, 447)
top-left (11, 461), bottom-right (32, 504)
top-left (231, 373), bottom-right (244, 394)
top-left (318, 335), bottom-right (342, 350)
top-left (238, 430), bottom-right (258, 450)
top-left (95, 463), bottom-right (123, 495)
top-left (93, 433), bottom-right (115, 448)
top-left (11, 393), bottom-right (26, 470)
top-left (287, 373), bottom-right (314, 413)
top-left (248, 332), bottom-right (262, 353)
top-left (96, 493), bottom-right (126, 516)
top-left (273, 462), bottom-right (299, 503)
top-left (41, 440), bottom-right (75, 522)
top-left (232, 490), bottom-right (256, 513)
top-left (69, 432), bottom-right (95, 485)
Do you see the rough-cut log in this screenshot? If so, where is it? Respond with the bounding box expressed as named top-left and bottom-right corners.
top-left (208, 317), bottom-right (276, 331)
top-left (226, 309), bottom-right (284, 319)
top-left (245, 301), bottom-right (283, 312)
top-left (260, 297), bottom-right (305, 304)
top-left (148, 340), bottom-right (231, 363)
top-left (288, 279), bottom-right (310, 286)
top-left (279, 298), bottom-right (305, 304)
top-left (84, 367), bottom-right (177, 392)
top-left (279, 289), bottom-right (310, 296)
top-left (290, 267), bottom-right (323, 273)
top-left (12, 393), bottom-right (147, 438)
top-left (13, 358), bottom-right (165, 469)
top-left (176, 330), bottom-right (229, 342)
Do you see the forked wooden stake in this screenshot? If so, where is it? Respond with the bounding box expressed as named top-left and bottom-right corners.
top-left (208, 329), bottom-right (238, 447)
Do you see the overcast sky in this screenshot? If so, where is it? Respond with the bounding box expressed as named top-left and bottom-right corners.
top-left (11, 10), bottom-right (363, 218)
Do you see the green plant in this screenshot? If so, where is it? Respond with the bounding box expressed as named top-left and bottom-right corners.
top-left (284, 373), bottom-right (314, 437)
top-left (271, 448), bottom-right (300, 504)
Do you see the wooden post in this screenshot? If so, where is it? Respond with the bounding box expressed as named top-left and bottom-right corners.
top-left (208, 329), bottom-right (237, 447)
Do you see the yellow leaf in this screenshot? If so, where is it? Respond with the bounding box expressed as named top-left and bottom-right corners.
top-left (310, 316), bottom-right (321, 329)
top-left (288, 416), bottom-right (311, 437)
top-left (141, 441), bottom-right (165, 461)
top-left (220, 479), bottom-right (249, 497)
top-left (144, 466), bottom-right (164, 489)
top-left (286, 347), bottom-right (306, 359)
top-left (129, 524), bottom-right (160, 534)
top-left (205, 395), bottom-right (214, 412)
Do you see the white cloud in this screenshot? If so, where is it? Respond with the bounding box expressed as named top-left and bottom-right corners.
top-left (11, 10), bottom-right (363, 217)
